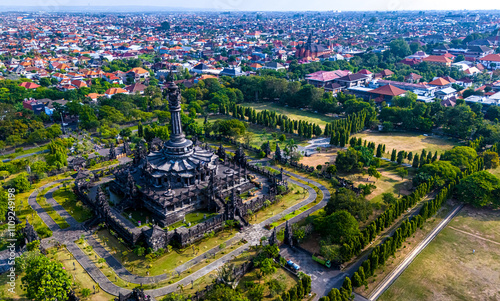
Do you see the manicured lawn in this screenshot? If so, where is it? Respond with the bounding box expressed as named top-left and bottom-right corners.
top-left (88, 159), bottom-right (120, 170)
top-left (94, 227), bottom-right (237, 277)
top-left (243, 102), bottom-right (337, 128)
top-left (12, 173), bottom-right (74, 241)
top-left (353, 131), bottom-right (458, 157)
top-left (52, 186), bottom-right (93, 222)
top-left (251, 183), bottom-right (309, 224)
top-left (36, 184), bottom-right (71, 229)
top-left (379, 206), bottom-right (500, 301)
top-left (0, 145), bottom-right (48, 160)
top-left (76, 240), bottom-right (135, 290)
top-left (51, 246), bottom-right (117, 301)
top-left (167, 210), bottom-right (220, 230)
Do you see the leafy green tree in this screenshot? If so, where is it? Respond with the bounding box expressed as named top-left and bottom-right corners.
top-left (9, 173), bottom-right (31, 192)
top-left (412, 154), bottom-right (420, 168)
top-left (21, 254), bottom-right (72, 301)
top-left (335, 148), bottom-right (360, 172)
top-left (456, 171), bottom-right (500, 208)
top-left (382, 192), bottom-right (398, 205)
top-left (396, 167), bottom-right (408, 180)
top-left (314, 210), bottom-right (360, 244)
top-left (325, 188), bottom-right (372, 222)
top-left (413, 161), bottom-right (460, 187)
top-left (327, 288), bottom-right (342, 301)
top-left (441, 146), bottom-right (478, 169)
top-left (340, 276), bottom-right (353, 301)
top-left (248, 284), bottom-right (265, 301)
top-left (388, 39), bottom-right (411, 58)
top-left (204, 284), bottom-right (248, 301)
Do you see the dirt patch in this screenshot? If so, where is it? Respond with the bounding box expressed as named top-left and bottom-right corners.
top-left (300, 149), bottom-right (338, 167)
top-left (300, 232), bottom-right (322, 254)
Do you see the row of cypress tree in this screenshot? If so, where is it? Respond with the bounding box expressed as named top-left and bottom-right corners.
top-left (350, 157), bottom-right (485, 289)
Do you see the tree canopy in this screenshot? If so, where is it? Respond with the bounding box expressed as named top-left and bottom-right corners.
top-left (455, 171), bottom-right (500, 208)
top-left (440, 146), bottom-right (478, 169)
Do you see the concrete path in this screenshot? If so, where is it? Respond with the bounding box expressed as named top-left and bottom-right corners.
top-left (368, 204), bottom-right (464, 301)
top-left (22, 164), bottom-right (328, 298)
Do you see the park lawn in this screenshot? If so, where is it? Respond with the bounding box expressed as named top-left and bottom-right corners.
top-left (167, 210), bottom-right (220, 230)
top-left (37, 194), bottom-right (70, 229)
top-left (0, 145), bottom-right (48, 160)
top-left (76, 239), bottom-right (136, 290)
top-left (84, 230), bottom-right (242, 290)
top-left (251, 183), bottom-right (309, 224)
top-left (13, 173), bottom-right (74, 240)
top-left (88, 159), bottom-right (120, 171)
top-left (237, 266), bottom-right (299, 301)
top-left (0, 270), bottom-right (28, 301)
top-left (94, 227), bottom-right (237, 277)
top-left (52, 186), bottom-right (93, 222)
top-left (243, 102), bottom-right (337, 128)
top-left (51, 246), bottom-right (117, 301)
top-left (353, 131), bottom-right (458, 157)
top-left (197, 114), bottom-right (307, 150)
top-left (378, 205), bottom-right (500, 301)
top-left (34, 183), bottom-right (72, 230)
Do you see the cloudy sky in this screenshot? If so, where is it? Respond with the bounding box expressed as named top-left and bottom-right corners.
top-left (2, 0), bottom-right (499, 11)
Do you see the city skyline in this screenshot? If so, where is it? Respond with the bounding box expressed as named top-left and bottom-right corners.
top-left (1, 0), bottom-right (499, 12)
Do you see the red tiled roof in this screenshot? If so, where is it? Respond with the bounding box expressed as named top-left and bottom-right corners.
top-left (369, 84), bottom-right (406, 97)
top-left (306, 70), bottom-right (350, 82)
top-left (19, 82), bottom-right (40, 89)
top-left (479, 54), bottom-right (500, 62)
top-left (429, 77), bottom-right (450, 86)
top-left (423, 55), bottom-right (452, 63)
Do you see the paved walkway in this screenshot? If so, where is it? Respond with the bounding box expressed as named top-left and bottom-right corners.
top-left (24, 164), bottom-right (329, 298)
top-left (368, 204), bottom-right (464, 301)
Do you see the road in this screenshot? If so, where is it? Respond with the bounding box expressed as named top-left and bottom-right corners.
top-left (22, 163), bottom-right (329, 298)
top-left (368, 204), bottom-right (464, 301)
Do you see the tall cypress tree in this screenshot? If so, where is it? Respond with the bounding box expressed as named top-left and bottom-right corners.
top-left (412, 154), bottom-right (419, 168)
top-left (391, 149), bottom-right (397, 162)
top-left (376, 144), bottom-right (383, 157)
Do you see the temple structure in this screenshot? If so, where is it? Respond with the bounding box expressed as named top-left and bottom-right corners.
top-left (295, 32), bottom-right (331, 59)
top-left (109, 77), bottom-right (258, 229)
top-left (75, 76), bottom-right (289, 252)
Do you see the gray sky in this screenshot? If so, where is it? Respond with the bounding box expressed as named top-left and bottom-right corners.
top-left (2, 0), bottom-right (499, 11)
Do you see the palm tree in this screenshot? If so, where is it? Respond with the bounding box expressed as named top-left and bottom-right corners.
top-left (177, 283), bottom-right (184, 293)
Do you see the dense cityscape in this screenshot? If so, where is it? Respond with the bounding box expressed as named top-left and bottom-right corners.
top-left (1, 7), bottom-right (500, 301)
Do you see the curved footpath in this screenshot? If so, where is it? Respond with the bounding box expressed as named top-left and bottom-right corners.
top-left (27, 167), bottom-right (329, 298)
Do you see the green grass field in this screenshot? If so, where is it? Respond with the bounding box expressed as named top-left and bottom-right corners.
top-left (52, 186), bottom-right (93, 222)
top-left (353, 131), bottom-right (458, 156)
top-left (197, 115), bottom-right (307, 149)
top-left (379, 206), bottom-right (500, 301)
top-left (243, 102), bottom-right (337, 128)
top-left (0, 145), bottom-right (48, 160)
top-left (94, 227), bottom-right (236, 277)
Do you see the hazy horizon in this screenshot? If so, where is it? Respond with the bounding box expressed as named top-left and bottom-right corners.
top-left (1, 0), bottom-right (499, 12)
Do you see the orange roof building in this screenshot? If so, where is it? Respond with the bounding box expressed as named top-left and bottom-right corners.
top-left (422, 55), bottom-right (452, 67)
top-left (428, 77), bottom-right (451, 86)
top-left (19, 82), bottom-right (40, 89)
